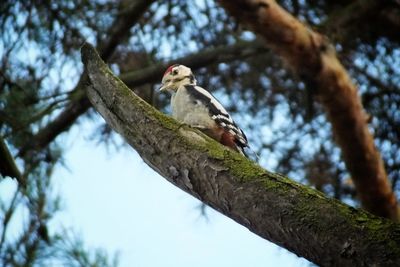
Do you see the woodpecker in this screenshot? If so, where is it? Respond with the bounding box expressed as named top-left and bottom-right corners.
top-left (159, 64), bottom-right (248, 156)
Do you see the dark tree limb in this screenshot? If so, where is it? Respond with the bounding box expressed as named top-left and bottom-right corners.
top-left (320, 0), bottom-right (400, 47)
top-left (97, 0), bottom-right (156, 60)
top-left (120, 39), bottom-right (267, 88)
top-left (17, 84), bottom-right (90, 158)
top-left (218, 0), bottom-right (399, 221)
top-left (81, 43), bottom-right (400, 267)
top-left (18, 40), bottom-right (267, 157)
top-left (0, 136), bottom-right (24, 185)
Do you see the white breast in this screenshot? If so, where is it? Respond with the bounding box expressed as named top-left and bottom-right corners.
top-left (171, 87), bottom-right (216, 128)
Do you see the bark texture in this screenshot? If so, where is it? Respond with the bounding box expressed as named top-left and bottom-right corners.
top-left (82, 43), bottom-right (400, 267)
top-left (218, 0), bottom-right (399, 221)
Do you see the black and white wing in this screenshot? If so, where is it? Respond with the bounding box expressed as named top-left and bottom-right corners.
top-left (184, 85), bottom-right (248, 153)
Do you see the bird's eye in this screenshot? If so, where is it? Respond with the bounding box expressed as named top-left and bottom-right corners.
top-left (172, 69), bottom-right (178, 75)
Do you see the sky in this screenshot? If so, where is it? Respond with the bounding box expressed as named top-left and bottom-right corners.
top-left (50, 120), bottom-right (312, 267)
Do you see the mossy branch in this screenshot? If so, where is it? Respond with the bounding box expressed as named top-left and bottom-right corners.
top-left (81, 43), bottom-right (400, 266)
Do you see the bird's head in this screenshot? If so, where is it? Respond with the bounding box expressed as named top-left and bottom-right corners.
top-left (159, 64), bottom-right (197, 93)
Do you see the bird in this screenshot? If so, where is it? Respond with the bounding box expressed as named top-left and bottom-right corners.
top-left (159, 64), bottom-right (248, 156)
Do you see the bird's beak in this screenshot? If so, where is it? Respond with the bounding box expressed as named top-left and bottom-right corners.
top-left (159, 83), bottom-right (167, 92)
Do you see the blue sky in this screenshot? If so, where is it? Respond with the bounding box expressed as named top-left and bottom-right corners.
top-left (49, 120), bottom-right (312, 267)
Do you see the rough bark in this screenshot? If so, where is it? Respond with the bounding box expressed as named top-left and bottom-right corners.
top-left (218, 0), bottom-right (399, 221)
top-left (81, 43), bottom-right (400, 267)
top-left (18, 40), bottom-right (266, 157)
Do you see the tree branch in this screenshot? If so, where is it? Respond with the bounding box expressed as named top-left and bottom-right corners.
top-left (17, 86), bottom-right (90, 158)
top-left (120, 39), bottom-right (267, 88)
top-left (217, 0), bottom-right (399, 221)
top-left (97, 1), bottom-right (156, 60)
top-left (0, 135), bottom-right (24, 186)
top-left (320, 0), bottom-right (400, 47)
top-left (81, 43), bottom-right (400, 267)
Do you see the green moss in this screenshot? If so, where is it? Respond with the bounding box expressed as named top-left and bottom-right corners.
top-left (201, 137), bottom-right (229, 159)
top-left (148, 108), bottom-right (181, 131)
top-left (226, 155), bottom-right (266, 180)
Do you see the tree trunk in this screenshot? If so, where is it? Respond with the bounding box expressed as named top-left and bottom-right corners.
top-left (81, 43), bottom-right (400, 267)
top-left (218, 0), bottom-right (399, 221)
